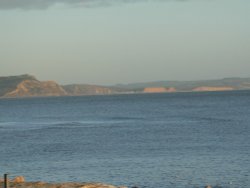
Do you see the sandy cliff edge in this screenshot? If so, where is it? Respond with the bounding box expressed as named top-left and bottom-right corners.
top-left (4, 80), bottom-right (67, 97)
top-left (192, 86), bottom-right (234, 92)
top-left (143, 87), bottom-right (176, 93)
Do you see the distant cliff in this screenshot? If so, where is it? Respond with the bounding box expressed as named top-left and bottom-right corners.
top-left (143, 87), bottom-right (176, 93)
top-left (1, 75), bottom-right (250, 98)
top-left (116, 77), bottom-right (250, 92)
top-left (0, 75), bottom-right (122, 98)
top-left (0, 75), bottom-right (67, 98)
top-left (0, 74), bottom-right (35, 97)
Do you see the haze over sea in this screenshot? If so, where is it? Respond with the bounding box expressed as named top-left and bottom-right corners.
top-left (0, 91), bottom-right (249, 188)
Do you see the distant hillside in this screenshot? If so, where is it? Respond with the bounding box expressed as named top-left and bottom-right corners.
top-left (115, 77), bottom-right (250, 91)
top-left (0, 75), bottom-right (125, 98)
top-left (0, 74), bottom-right (67, 97)
top-left (1, 75), bottom-right (250, 98)
top-left (62, 84), bottom-right (124, 96)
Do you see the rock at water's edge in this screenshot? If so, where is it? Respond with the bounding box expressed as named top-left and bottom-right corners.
top-left (12, 176), bottom-right (25, 183)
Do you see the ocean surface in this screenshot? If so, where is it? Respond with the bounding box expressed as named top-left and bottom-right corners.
top-left (0, 91), bottom-right (249, 188)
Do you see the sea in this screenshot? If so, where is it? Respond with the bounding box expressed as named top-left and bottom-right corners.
top-left (0, 90), bottom-right (249, 188)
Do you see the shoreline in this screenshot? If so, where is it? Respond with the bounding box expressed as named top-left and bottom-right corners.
top-left (0, 88), bottom-right (249, 100)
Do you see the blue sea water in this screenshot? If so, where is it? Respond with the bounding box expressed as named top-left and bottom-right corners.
top-left (0, 91), bottom-right (249, 188)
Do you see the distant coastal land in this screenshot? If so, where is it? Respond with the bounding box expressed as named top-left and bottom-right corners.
top-left (1, 74), bottom-right (250, 98)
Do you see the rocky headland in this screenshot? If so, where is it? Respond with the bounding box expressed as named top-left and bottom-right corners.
top-left (0, 75), bottom-right (67, 97)
top-left (4, 80), bottom-right (67, 97)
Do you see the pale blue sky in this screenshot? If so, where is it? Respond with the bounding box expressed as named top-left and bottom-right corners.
top-left (0, 0), bottom-right (249, 85)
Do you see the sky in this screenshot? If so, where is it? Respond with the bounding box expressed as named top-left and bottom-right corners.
top-left (0, 0), bottom-right (249, 85)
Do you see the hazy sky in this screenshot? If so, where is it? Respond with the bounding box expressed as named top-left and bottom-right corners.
top-left (0, 0), bottom-right (249, 85)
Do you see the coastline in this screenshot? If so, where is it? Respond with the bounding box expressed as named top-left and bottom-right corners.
top-left (0, 88), bottom-right (249, 100)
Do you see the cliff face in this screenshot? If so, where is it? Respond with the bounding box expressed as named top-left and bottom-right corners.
top-left (0, 74), bottom-right (36, 96)
top-left (0, 75), bottom-right (119, 98)
top-left (4, 80), bottom-right (67, 97)
top-left (0, 75), bottom-right (67, 98)
top-left (143, 87), bottom-right (176, 93)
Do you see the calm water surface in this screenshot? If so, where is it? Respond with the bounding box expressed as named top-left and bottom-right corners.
top-left (0, 91), bottom-right (250, 188)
